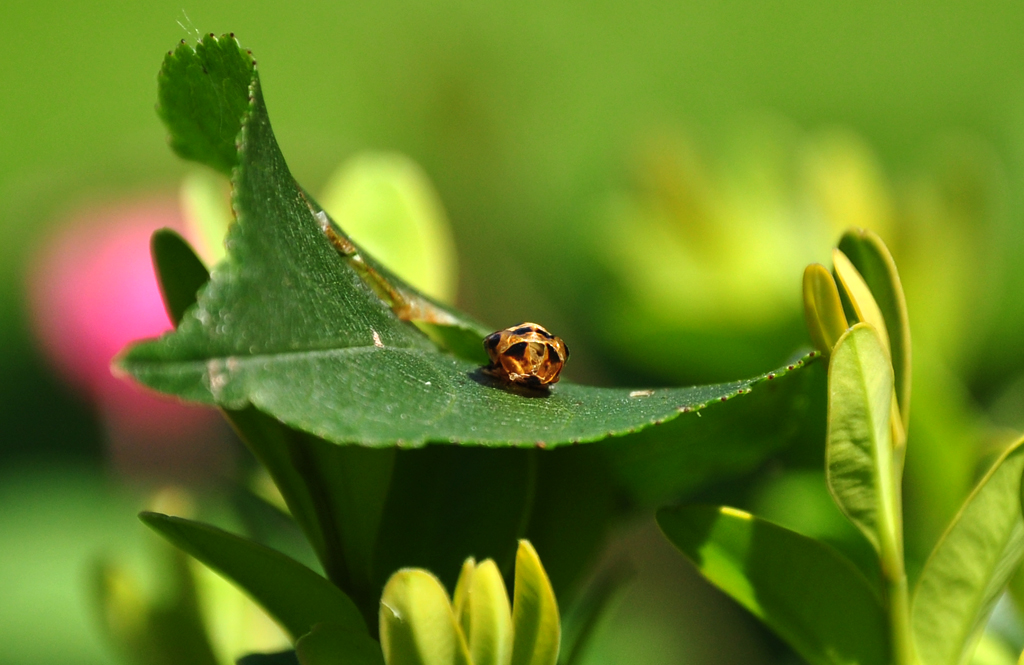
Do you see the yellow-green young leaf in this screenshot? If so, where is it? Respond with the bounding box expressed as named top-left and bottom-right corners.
top-left (657, 505), bottom-right (888, 665)
top-left (379, 569), bottom-right (472, 665)
top-left (803, 263), bottom-right (850, 357)
top-left (320, 152), bottom-right (458, 304)
top-left (455, 559), bottom-right (513, 665)
top-left (295, 622), bottom-right (384, 665)
top-left (912, 437), bottom-right (1024, 665)
top-left (510, 541), bottom-right (560, 665)
top-left (452, 558), bottom-right (475, 622)
top-left (836, 229), bottom-right (911, 434)
top-left (825, 324), bottom-right (899, 557)
top-left (833, 246), bottom-right (906, 453)
top-left (832, 249), bottom-right (892, 356)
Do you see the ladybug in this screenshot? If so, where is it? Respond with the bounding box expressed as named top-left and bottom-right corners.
top-left (483, 322), bottom-right (569, 388)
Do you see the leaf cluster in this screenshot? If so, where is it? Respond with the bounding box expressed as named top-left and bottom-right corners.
top-left (107, 34), bottom-right (826, 665)
top-left (660, 230), bottom-right (1024, 665)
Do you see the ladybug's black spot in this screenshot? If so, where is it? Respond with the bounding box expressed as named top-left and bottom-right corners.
top-left (535, 328), bottom-right (555, 339)
top-left (505, 341), bottom-right (528, 358)
top-left (484, 334), bottom-right (501, 350)
top-left (546, 344), bottom-right (561, 362)
top-left (513, 326), bottom-right (536, 335)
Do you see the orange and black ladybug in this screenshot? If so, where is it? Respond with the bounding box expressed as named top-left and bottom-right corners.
top-left (482, 322), bottom-right (569, 388)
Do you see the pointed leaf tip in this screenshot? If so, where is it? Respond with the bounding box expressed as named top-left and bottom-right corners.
top-left (150, 228), bottom-right (210, 327)
top-left (379, 569), bottom-right (471, 665)
top-left (458, 559), bottom-right (513, 665)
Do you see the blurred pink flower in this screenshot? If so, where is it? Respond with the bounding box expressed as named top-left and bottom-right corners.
top-left (27, 198), bottom-right (230, 480)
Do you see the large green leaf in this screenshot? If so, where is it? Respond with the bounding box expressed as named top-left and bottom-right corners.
top-left (117, 34), bottom-right (814, 449)
top-left (911, 437), bottom-right (1024, 665)
top-left (657, 505), bottom-right (888, 665)
top-left (139, 512), bottom-right (367, 641)
top-left (825, 323), bottom-right (899, 556)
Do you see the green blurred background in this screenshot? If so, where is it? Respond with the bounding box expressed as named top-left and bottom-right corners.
top-left (4, 2), bottom-right (1024, 664)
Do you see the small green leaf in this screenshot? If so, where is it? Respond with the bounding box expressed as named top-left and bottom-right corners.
top-left (911, 437), bottom-right (1024, 665)
top-left (802, 263), bottom-right (849, 357)
top-left (321, 152), bottom-right (458, 303)
top-left (837, 228), bottom-right (911, 427)
top-left (158, 34), bottom-right (254, 175)
top-left (150, 229), bottom-right (210, 328)
top-left (452, 558), bottom-right (475, 620)
top-left (657, 505), bottom-right (888, 665)
top-left (139, 512), bottom-right (366, 641)
top-left (453, 559), bottom-right (513, 665)
top-left (379, 569), bottom-right (472, 665)
top-left (825, 323), bottom-right (899, 556)
top-left (295, 622), bottom-right (385, 665)
top-left (510, 541), bottom-right (560, 665)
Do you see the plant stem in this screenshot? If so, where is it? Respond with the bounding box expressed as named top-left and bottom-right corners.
top-left (885, 561), bottom-right (916, 665)
top-left (883, 436), bottom-right (917, 665)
